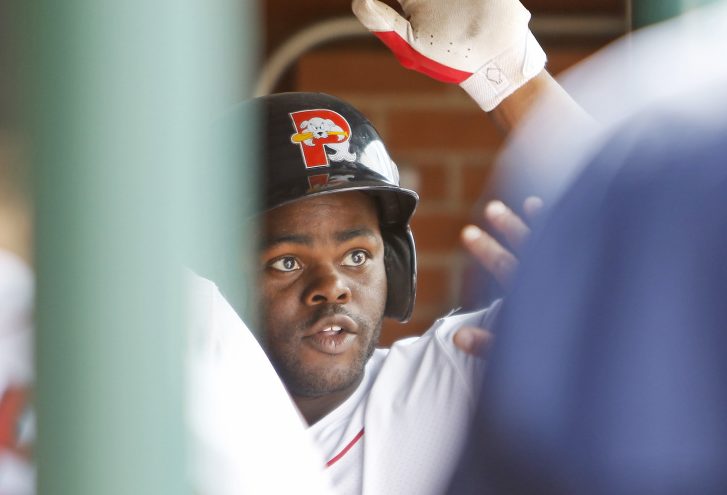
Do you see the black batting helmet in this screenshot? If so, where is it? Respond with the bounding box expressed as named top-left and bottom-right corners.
top-left (250, 92), bottom-right (418, 322)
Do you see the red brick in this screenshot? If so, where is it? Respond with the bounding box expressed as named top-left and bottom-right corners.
top-left (381, 314), bottom-right (437, 346)
top-left (265, 1), bottom-right (624, 55)
top-left (415, 266), bottom-right (449, 306)
top-left (297, 49), bottom-right (448, 95)
top-left (343, 101), bottom-right (385, 127)
top-left (461, 161), bottom-right (497, 202)
top-left (411, 211), bottom-right (470, 252)
top-left (412, 161), bottom-right (449, 201)
top-left (385, 109), bottom-right (503, 153)
top-left (546, 48), bottom-right (599, 75)
top-left (526, 0), bottom-right (623, 14)
top-left (265, 1), bottom-right (406, 55)
top-left (381, 319), bottom-right (419, 346)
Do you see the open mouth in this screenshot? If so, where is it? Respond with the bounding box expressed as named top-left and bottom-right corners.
top-left (307, 329), bottom-right (356, 355)
top-left (304, 316), bottom-right (358, 355)
top-left (320, 325), bottom-right (344, 336)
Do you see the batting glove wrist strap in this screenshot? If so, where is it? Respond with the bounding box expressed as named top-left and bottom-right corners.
top-left (460, 30), bottom-right (546, 111)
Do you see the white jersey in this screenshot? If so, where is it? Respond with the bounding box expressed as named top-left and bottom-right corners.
top-left (309, 302), bottom-right (501, 495)
top-left (0, 250), bottom-right (34, 495)
top-left (186, 274), bottom-right (334, 495)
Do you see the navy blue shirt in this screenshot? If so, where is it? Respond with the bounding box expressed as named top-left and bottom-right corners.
top-left (448, 94), bottom-right (727, 494)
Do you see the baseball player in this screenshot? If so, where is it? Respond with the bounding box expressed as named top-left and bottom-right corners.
top-left (239, 0), bottom-right (565, 487)
top-left (189, 0), bottom-right (579, 492)
top-left (246, 91), bottom-right (498, 495)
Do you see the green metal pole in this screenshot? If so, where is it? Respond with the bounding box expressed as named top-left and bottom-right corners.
top-left (632, 0), bottom-right (721, 28)
top-left (31, 1), bottom-right (252, 494)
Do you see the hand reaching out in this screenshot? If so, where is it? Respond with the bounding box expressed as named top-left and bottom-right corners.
top-left (453, 196), bottom-right (542, 357)
top-left (452, 325), bottom-right (494, 356)
top-left (461, 196), bottom-right (542, 289)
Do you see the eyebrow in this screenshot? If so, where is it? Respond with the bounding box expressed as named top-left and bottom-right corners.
top-left (264, 233), bottom-right (313, 249)
top-left (263, 227), bottom-right (377, 250)
top-left (334, 227), bottom-right (377, 243)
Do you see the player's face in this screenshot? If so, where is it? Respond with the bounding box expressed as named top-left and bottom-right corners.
top-left (260, 191), bottom-right (387, 398)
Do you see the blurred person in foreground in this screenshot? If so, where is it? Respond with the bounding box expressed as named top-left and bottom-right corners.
top-left (0, 113), bottom-right (338, 495)
top-left (361, 0), bottom-right (727, 493)
top-left (0, 133), bottom-right (34, 495)
top-left (444, 1), bottom-right (727, 493)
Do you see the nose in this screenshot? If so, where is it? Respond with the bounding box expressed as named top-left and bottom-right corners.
top-left (303, 264), bottom-right (352, 306)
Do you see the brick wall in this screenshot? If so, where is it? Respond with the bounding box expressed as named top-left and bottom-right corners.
top-left (291, 45), bottom-right (603, 345)
top-left (264, 1), bottom-right (626, 58)
top-left (262, 0), bottom-right (625, 344)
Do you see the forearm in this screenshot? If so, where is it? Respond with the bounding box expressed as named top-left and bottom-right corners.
top-left (488, 70), bottom-right (587, 135)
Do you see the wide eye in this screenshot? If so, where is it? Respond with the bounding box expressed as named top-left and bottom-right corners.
top-left (269, 256), bottom-right (301, 272)
top-left (342, 249), bottom-right (369, 267)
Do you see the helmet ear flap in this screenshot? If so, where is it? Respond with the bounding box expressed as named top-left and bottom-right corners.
top-left (382, 226), bottom-right (417, 322)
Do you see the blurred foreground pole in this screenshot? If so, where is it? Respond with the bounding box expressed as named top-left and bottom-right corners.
top-left (632, 0), bottom-right (721, 27)
top-left (31, 1), bottom-right (253, 494)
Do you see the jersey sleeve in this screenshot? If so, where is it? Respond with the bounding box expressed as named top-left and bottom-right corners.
top-left (357, 301), bottom-right (500, 495)
top-left (185, 273), bottom-right (335, 495)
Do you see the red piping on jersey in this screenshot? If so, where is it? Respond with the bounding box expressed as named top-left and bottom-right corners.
top-left (371, 31), bottom-right (473, 84)
top-left (326, 427), bottom-right (365, 467)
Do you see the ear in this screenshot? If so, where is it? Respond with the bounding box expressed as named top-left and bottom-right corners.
top-left (301, 120), bottom-right (309, 128)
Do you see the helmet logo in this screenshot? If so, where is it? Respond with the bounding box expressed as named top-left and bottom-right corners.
top-left (290, 109), bottom-right (356, 168)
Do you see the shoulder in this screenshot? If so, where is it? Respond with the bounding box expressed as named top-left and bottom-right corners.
top-left (355, 306), bottom-right (500, 494)
top-left (427, 299), bottom-right (503, 343)
top-left (391, 298), bottom-right (502, 344)
top-left (186, 271), bottom-right (252, 347)
top-left (372, 300), bottom-right (502, 393)
top-left (185, 272), bottom-right (279, 391)
top-left (186, 273), bottom-right (335, 494)
top-left (387, 299), bottom-right (502, 357)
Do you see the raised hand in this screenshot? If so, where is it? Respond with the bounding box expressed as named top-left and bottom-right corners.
top-left (351, 0), bottom-right (546, 111)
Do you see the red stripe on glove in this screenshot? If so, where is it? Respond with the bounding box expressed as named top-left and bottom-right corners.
top-left (372, 31), bottom-right (473, 84)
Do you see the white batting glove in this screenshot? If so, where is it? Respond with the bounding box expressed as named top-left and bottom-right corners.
top-left (352, 0), bottom-right (546, 111)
